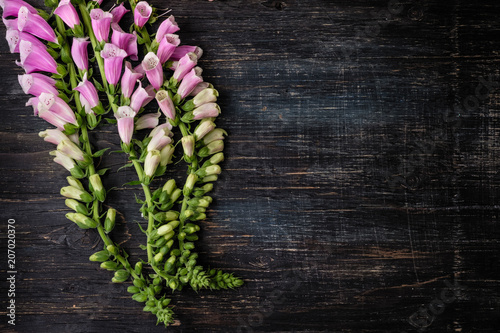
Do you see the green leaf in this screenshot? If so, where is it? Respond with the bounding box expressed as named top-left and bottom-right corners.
top-left (117, 163), bottom-right (133, 172)
top-left (93, 78), bottom-right (105, 92)
top-left (97, 168), bottom-right (109, 176)
top-left (105, 118), bottom-right (117, 124)
top-left (93, 148), bottom-right (110, 157)
top-left (124, 180), bottom-right (143, 186)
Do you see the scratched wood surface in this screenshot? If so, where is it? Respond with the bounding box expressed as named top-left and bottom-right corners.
top-left (1, 0), bottom-right (500, 332)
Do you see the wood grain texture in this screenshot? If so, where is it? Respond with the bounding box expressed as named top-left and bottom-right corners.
top-left (1, 0), bottom-right (500, 332)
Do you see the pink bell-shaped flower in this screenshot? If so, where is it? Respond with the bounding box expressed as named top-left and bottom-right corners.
top-left (17, 6), bottom-right (57, 43)
top-left (100, 43), bottom-right (127, 85)
top-left (134, 1), bottom-right (152, 28)
top-left (142, 52), bottom-right (163, 90)
top-left (170, 45), bottom-right (203, 61)
top-left (17, 40), bottom-right (58, 74)
top-left (110, 3), bottom-right (129, 24)
top-left (5, 28), bottom-right (45, 53)
top-left (38, 92), bottom-right (77, 126)
top-left (111, 23), bottom-right (138, 61)
top-left (18, 73), bottom-right (58, 96)
top-left (130, 80), bottom-right (154, 112)
top-left (177, 67), bottom-right (203, 99)
top-left (155, 15), bottom-right (179, 42)
top-left (155, 90), bottom-right (175, 120)
top-left (157, 33), bottom-right (180, 64)
top-left (74, 73), bottom-right (99, 111)
top-left (121, 61), bottom-right (144, 98)
top-left (71, 37), bottom-right (90, 71)
top-left (90, 8), bottom-right (113, 42)
top-left (54, 0), bottom-right (80, 29)
top-left (0, 0), bottom-right (37, 19)
top-left (173, 52), bottom-right (197, 81)
top-left (114, 106), bottom-right (136, 145)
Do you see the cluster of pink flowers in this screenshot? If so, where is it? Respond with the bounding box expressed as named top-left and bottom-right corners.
top-left (1, 0), bottom-right (223, 177)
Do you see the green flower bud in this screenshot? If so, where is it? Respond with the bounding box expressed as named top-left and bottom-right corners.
top-left (164, 262), bottom-right (174, 272)
top-left (160, 144), bottom-right (175, 167)
top-left (187, 259), bottom-right (196, 267)
top-left (163, 230), bottom-right (175, 241)
top-left (209, 152), bottom-right (224, 165)
top-left (66, 212), bottom-right (97, 228)
top-left (162, 299), bottom-right (171, 307)
top-left (196, 207), bottom-right (206, 213)
top-left (194, 120), bottom-right (216, 141)
top-left (153, 252), bottom-right (164, 263)
top-left (179, 268), bottom-right (188, 276)
top-left (198, 140), bottom-right (224, 158)
top-left (133, 278), bottom-right (145, 289)
top-left (159, 245), bottom-right (169, 256)
top-left (89, 250), bottom-right (110, 262)
top-left (181, 135), bottom-right (195, 158)
top-left (202, 175), bottom-right (218, 183)
top-left (188, 198), bottom-right (210, 208)
top-left (70, 165), bottom-right (85, 179)
top-left (66, 176), bottom-right (84, 190)
top-left (107, 244), bottom-right (119, 255)
top-left (184, 242), bottom-right (195, 250)
top-left (134, 262), bottom-right (143, 275)
top-left (193, 213), bottom-right (206, 221)
top-left (100, 261), bottom-right (119, 271)
top-left (132, 293), bottom-right (148, 302)
top-left (193, 88), bottom-right (218, 107)
top-left (127, 286), bottom-right (141, 294)
top-left (113, 269), bottom-right (130, 283)
top-left (196, 165), bottom-right (221, 178)
top-left (159, 191), bottom-right (169, 203)
top-left (179, 276), bottom-right (189, 284)
top-left (154, 211), bottom-right (179, 222)
top-left (183, 173), bottom-right (198, 196)
top-left (193, 183), bottom-right (213, 197)
top-left (203, 195), bottom-right (213, 204)
top-left (162, 179), bottom-right (176, 195)
top-left (155, 237), bottom-right (167, 247)
top-left (157, 224), bottom-right (173, 236)
top-left (185, 234), bottom-right (199, 241)
top-left (61, 186), bottom-right (93, 203)
top-left (167, 255), bottom-right (177, 264)
top-left (168, 279), bottom-right (178, 290)
top-left (170, 188), bottom-right (182, 203)
top-left (177, 232), bottom-right (186, 241)
top-left (89, 174), bottom-right (106, 202)
top-left (65, 198), bottom-right (89, 215)
top-left (202, 128), bottom-right (227, 146)
top-left (104, 208), bottom-right (116, 233)
top-left (183, 209), bottom-right (194, 219)
top-left (166, 239), bottom-right (174, 249)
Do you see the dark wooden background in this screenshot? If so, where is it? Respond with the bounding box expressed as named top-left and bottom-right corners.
top-left (1, 0), bottom-right (500, 332)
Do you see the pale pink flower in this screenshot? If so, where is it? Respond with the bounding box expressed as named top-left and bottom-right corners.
top-left (190, 82), bottom-right (212, 96)
top-left (147, 128), bottom-right (172, 151)
top-left (177, 67), bottom-right (203, 99)
top-left (155, 90), bottom-right (175, 120)
top-left (18, 73), bottom-right (58, 96)
top-left (114, 106), bottom-right (136, 144)
top-left (193, 103), bottom-right (221, 120)
top-left (173, 52), bottom-right (197, 81)
top-left (144, 150), bottom-right (161, 177)
top-left (181, 135), bottom-right (195, 157)
top-left (135, 112), bottom-right (160, 131)
top-left (155, 15), bottom-right (179, 42)
top-left (149, 123), bottom-right (173, 138)
top-left (39, 128), bottom-right (71, 145)
top-left (157, 34), bottom-right (180, 64)
top-left (74, 73), bottom-right (99, 110)
top-left (0, 0), bottom-right (37, 18)
top-left (130, 80), bottom-right (154, 112)
top-left (142, 52), bottom-right (163, 90)
top-left (170, 45), bottom-right (203, 61)
top-left (110, 3), bottom-right (129, 23)
top-left (38, 108), bottom-right (72, 130)
top-left (38, 92), bottom-right (77, 125)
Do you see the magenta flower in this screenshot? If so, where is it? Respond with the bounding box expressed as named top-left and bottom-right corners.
top-left (173, 52), bottom-right (197, 81)
top-left (17, 40), bottom-right (58, 74)
top-left (38, 92), bottom-right (77, 126)
top-left (114, 106), bottom-right (136, 145)
top-left (74, 73), bottom-right (99, 110)
top-left (130, 80), bottom-right (154, 112)
top-left (90, 8), bottom-right (113, 42)
top-left (1, 0), bottom-right (37, 18)
top-left (54, 0), bottom-right (80, 29)
top-left (142, 52), bottom-right (163, 90)
top-left (135, 112), bottom-right (160, 131)
top-left (170, 45), bottom-right (203, 61)
top-left (39, 128), bottom-right (71, 145)
top-left (100, 43), bottom-right (127, 85)
top-left (134, 1), bottom-right (152, 28)
top-left (157, 33), bottom-right (180, 64)
top-left (71, 37), bottom-right (90, 71)
top-left (121, 61), bottom-right (144, 98)
top-left (155, 90), bottom-right (175, 120)
top-left (111, 23), bottom-right (138, 61)
top-left (17, 6), bottom-right (57, 43)
top-left (18, 73), bottom-right (58, 96)
top-left (177, 67), bottom-right (203, 99)
top-left (110, 3), bottom-right (129, 23)
top-left (155, 15), bottom-right (179, 42)
top-left (193, 103), bottom-right (221, 120)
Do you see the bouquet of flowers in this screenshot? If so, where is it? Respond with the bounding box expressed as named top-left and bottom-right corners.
top-left (1, 0), bottom-right (242, 326)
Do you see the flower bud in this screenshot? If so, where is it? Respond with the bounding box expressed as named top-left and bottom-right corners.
top-left (132, 293), bottom-right (148, 302)
top-left (194, 119), bottom-right (216, 141)
top-left (171, 188), bottom-right (182, 203)
top-left (127, 286), bottom-right (140, 294)
top-left (135, 112), bottom-right (160, 131)
top-left (65, 198), bottom-right (89, 215)
top-left (89, 174), bottom-right (106, 202)
top-left (66, 176), bottom-right (84, 190)
top-left (162, 179), bottom-right (176, 194)
top-left (153, 252), bottom-right (164, 264)
top-left (61, 186), bottom-right (93, 203)
top-left (134, 262), bottom-right (143, 275)
top-left (104, 208), bottom-right (116, 233)
top-left (198, 140), bottom-right (224, 157)
top-left (159, 144), bottom-right (175, 167)
top-left (183, 173), bottom-right (198, 196)
top-left (202, 175), bottom-right (218, 183)
top-left (58, 140), bottom-right (91, 165)
top-left (193, 213), bottom-right (206, 221)
top-left (181, 135), bottom-right (195, 158)
top-left (112, 269), bottom-right (130, 283)
top-left (209, 152), bottom-right (224, 165)
top-left (107, 244), bottom-right (119, 255)
top-left (154, 211), bottom-right (179, 222)
top-left (89, 250), bottom-right (110, 262)
top-left (163, 230), bottom-right (175, 241)
top-left (196, 165), bottom-right (221, 178)
top-left (202, 128), bottom-right (227, 145)
top-left (66, 212), bottom-right (97, 228)
top-left (144, 150), bottom-right (161, 178)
